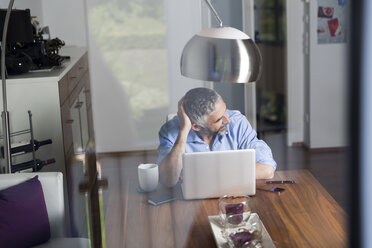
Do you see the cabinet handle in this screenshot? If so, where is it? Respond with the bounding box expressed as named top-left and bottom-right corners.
top-left (74, 101), bottom-right (84, 109)
top-left (83, 89), bottom-right (90, 93)
top-left (66, 119), bottom-right (74, 124)
top-left (69, 76), bottom-right (77, 80)
top-left (79, 66), bottom-right (85, 70)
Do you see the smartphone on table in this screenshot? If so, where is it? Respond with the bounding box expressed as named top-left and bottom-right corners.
top-left (146, 184), bottom-right (181, 206)
top-left (147, 193), bottom-right (177, 206)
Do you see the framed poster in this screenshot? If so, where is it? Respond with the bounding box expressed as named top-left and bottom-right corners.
top-left (317, 0), bottom-right (348, 44)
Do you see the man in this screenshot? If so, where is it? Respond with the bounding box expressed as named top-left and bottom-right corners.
top-left (157, 87), bottom-right (276, 187)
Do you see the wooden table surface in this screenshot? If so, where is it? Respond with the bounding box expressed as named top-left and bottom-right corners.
top-left (104, 169), bottom-right (347, 248)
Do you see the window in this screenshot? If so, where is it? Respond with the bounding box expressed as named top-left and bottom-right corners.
top-left (88, 0), bottom-right (168, 149)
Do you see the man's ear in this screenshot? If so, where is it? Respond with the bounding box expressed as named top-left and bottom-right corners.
top-left (191, 123), bottom-right (201, 131)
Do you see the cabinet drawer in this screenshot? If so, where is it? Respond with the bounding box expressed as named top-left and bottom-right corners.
top-left (87, 107), bottom-right (94, 143)
top-left (67, 65), bottom-right (79, 95)
top-left (82, 72), bottom-right (92, 109)
top-left (68, 53), bottom-right (88, 95)
top-left (58, 74), bottom-right (69, 106)
top-left (61, 102), bottom-right (73, 156)
top-left (79, 53), bottom-right (89, 74)
top-left (69, 76), bottom-right (85, 108)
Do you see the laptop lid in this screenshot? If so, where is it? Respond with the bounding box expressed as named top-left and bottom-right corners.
top-left (182, 149), bottom-right (256, 200)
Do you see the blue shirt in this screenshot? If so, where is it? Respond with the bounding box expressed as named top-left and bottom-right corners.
top-left (157, 109), bottom-right (277, 170)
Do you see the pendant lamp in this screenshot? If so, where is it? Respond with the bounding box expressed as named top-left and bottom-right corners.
top-left (180, 0), bottom-right (262, 83)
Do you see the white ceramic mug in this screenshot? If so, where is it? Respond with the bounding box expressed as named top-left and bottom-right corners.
top-left (138, 163), bottom-right (159, 192)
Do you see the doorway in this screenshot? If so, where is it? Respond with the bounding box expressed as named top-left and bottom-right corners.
top-left (254, 0), bottom-right (287, 141)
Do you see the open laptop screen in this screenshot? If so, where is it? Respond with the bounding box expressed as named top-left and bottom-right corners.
top-left (182, 149), bottom-right (256, 200)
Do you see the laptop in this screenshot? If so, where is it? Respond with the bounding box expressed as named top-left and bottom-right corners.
top-left (181, 149), bottom-right (256, 200)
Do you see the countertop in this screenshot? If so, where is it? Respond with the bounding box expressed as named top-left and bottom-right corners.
top-left (7, 46), bottom-right (87, 84)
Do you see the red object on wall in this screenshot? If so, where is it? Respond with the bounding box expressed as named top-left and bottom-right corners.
top-left (328, 18), bottom-right (341, 37)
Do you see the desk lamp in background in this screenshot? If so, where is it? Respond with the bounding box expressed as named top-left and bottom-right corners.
top-left (180, 0), bottom-right (262, 83)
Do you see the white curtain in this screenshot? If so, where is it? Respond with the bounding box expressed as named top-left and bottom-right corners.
top-left (86, 0), bottom-right (206, 152)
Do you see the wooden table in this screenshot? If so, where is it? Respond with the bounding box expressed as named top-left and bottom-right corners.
top-left (104, 169), bottom-right (347, 248)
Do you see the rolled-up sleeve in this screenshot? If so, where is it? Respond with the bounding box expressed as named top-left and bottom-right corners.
top-left (157, 119), bottom-right (179, 165)
top-left (235, 115), bottom-right (277, 170)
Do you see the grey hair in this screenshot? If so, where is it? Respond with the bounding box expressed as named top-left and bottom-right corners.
top-left (183, 88), bottom-right (221, 127)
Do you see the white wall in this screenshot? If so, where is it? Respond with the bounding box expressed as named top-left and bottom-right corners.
top-left (286, 0), bottom-right (348, 148)
top-left (0, 0), bottom-right (43, 24)
top-left (242, 0), bottom-right (257, 130)
top-left (286, 0), bottom-right (305, 145)
top-left (307, 0), bottom-right (348, 148)
top-left (0, 0), bottom-right (86, 46)
top-left (165, 0), bottom-right (207, 115)
top-left (41, 0), bottom-right (87, 47)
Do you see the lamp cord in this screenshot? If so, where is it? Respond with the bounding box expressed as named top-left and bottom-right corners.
top-left (204, 0), bottom-right (223, 27)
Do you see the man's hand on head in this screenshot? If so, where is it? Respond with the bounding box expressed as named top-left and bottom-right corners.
top-left (159, 97), bottom-right (190, 187)
top-left (177, 97), bottom-right (192, 134)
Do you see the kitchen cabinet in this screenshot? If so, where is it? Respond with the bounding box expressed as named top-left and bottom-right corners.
top-left (1, 47), bottom-right (94, 237)
top-left (59, 52), bottom-right (93, 238)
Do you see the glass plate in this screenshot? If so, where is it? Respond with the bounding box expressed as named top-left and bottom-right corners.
top-left (208, 213), bottom-right (276, 248)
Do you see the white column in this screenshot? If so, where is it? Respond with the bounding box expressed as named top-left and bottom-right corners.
top-left (242, 0), bottom-right (256, 129)
top-left (286, 0), bottom-right (305, 146)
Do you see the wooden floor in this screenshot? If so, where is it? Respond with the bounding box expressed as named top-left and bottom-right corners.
top-left (97, 133), bottom-right (349, 247)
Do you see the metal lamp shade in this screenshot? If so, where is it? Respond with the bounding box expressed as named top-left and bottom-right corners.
top-left (180, 27), bottom-right (262, 83)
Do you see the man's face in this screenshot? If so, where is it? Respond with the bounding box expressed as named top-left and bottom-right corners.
top-left (202, 98), bottom-right (231, 136)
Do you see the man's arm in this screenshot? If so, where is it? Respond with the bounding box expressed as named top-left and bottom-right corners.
top-left (232, 113), bottom-right (277, 178)
top-left (159, 98), bottom-right (191, 187)
top-left (256, 163), bottom-right (275, 179)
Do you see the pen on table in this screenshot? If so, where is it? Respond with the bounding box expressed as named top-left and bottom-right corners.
top-left (266, 180), bottom-right (295, 184)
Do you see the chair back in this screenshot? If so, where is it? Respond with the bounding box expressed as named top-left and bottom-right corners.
top-left (0, 172), bottom-right (66, 238)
